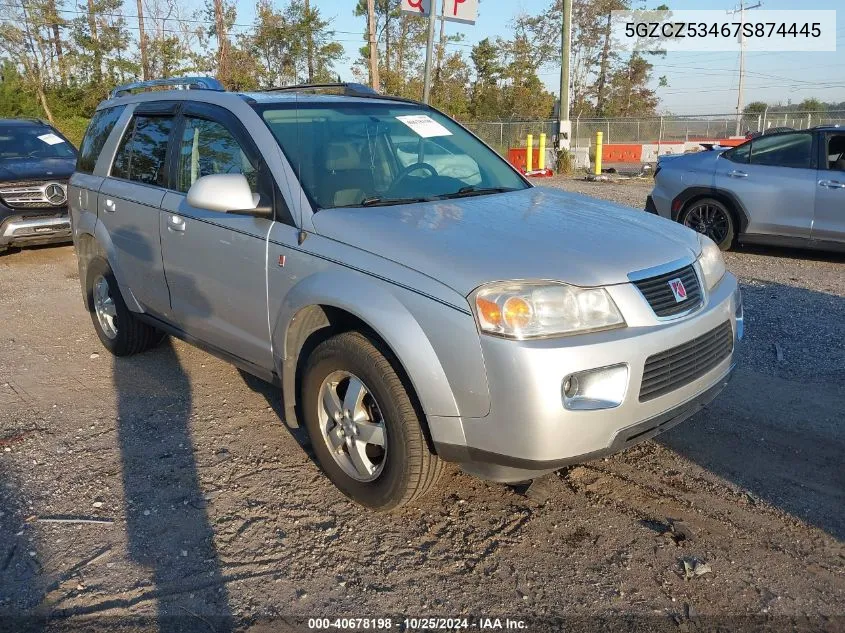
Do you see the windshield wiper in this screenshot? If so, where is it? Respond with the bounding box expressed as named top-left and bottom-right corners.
top-left (356, 196), bottom-right (433, 207)
top-left (439, 186), bottom-right (518, 200)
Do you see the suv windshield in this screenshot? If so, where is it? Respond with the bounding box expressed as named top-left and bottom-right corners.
top-left (0, 125), bottom-right (76, 160)
top-left (259, 102), bottom-right (528, 209)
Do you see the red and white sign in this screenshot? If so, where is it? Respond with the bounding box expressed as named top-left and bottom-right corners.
top-left (443, 0), bottom-right (478, 24)
top-left (400, 0), bottom-right (432, 17)
top-left (400, 0), bottom-right (478, 25)
top-left (668, 278), bottom-right (688, 303)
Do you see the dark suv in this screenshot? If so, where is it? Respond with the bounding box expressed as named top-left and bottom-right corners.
top-left (0, 118), bottom-right (77, 254)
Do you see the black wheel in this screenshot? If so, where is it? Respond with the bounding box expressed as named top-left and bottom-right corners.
top-left (681, 197), bottom-right (735, 251)
top-left (85, 257), bottom-right (163, 356)
top-left (301, 331), bottom-right (443, 511)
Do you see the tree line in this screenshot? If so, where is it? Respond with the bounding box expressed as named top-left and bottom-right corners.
top-left (744, 99), bottom-right (845, 114)
top-left (0, 0), bottom-right (664, 144)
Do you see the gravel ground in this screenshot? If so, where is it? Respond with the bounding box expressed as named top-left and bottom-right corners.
top-left (0, 183), bottom-right (843, 632)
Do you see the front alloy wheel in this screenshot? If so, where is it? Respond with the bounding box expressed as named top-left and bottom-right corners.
top-left (318, 371), bottom-right (387, 482)
top-left (301, 331), bottom-right (443, 510)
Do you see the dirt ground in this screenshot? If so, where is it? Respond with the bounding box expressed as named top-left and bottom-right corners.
top-left (1, 179), bottom-right (843, 632)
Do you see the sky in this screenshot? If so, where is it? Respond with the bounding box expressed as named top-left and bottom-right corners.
top-left (190, 0), bottom-right (845, 115)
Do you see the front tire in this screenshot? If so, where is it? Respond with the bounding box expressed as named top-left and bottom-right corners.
top-left (301, 331), bottom-right (443, 511)
top-left (85, 257), bottom-right (162, 356)
top-left (681, 197), bottom-right (736, 251)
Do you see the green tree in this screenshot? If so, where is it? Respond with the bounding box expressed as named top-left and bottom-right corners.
top-left (469, 38), bottom-right (502, 119)
top-left (744, 101), bottom-right (768, 115)
top-left (798, 98), bottom-right (826, 113)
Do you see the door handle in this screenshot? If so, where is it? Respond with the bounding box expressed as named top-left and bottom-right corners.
top-left (728, 170), bottom-right (748, 178)
top-left (818, 179), bottom-right (845, 189)
top-left (103, 198), bottom-right (116, 213)
top-left (167, 215), bottom-right (186, 232)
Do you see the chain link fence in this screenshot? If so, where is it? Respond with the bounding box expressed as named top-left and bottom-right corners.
top-left (464, 111), bottom-right (845, 158)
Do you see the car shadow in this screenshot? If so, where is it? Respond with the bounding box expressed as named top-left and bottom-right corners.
top-left (733, 242), bottom-right (845, 264)
top-left (0, 462), bottom-right (45, 632)
top-left (657, 279), bottom-right (845, 540)
top-left (237, 369), bottom-right (315, 466)
top-left (106, 338), bottom-right (235, 631)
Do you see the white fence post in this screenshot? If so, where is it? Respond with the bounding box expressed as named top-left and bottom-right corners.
top-left (657, 117), bottom-right (664, 156)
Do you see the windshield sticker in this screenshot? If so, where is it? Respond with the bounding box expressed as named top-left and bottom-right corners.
top-left (396, 115), bottom-right (452, 139)
top-left (37, 133), bottom-right (65, 145)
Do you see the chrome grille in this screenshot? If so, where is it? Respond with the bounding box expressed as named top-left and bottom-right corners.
top-left (640, 321), bottom-right (733, 402)
top-left (0, 180), bottom-right (67, 209)
top-left (633, 264), bottom-right (702, 318)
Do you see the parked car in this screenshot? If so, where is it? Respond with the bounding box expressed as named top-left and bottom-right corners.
top-left (70, 78), bottom-right (742, 510)
top-left (648, 126), bottom-right (845, 251)
top-left (744, 126), bottom-right (794, 140)
top-left (0, 118), bottom-right (77, 254)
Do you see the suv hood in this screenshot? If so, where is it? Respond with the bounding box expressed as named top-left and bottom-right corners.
top-left (0, 157), bottom-right (76, 182)
top-left (312, 187), bottom-right (701, 296)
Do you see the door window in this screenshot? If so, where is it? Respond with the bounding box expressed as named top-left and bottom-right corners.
top-left (825, 134), bottom-right (845, 172)
top-left (749, 132), bottom-right (814, 169)
top-left (176, 117), bottom-right (257, 194)
top-left (111, 115), bottom-right (174, 186)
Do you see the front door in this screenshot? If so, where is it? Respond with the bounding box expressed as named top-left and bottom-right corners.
top-left (159, 103), bottom-right (274, 369)
top-left (97, 105), bottom-right (176, 319)
top-left (813, 132), bottom-right (845, 245)
top-left (714, 131), bottom-right (818, 240)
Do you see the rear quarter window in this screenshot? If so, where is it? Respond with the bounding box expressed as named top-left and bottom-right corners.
top-left (723, 142), bottom-right (750, 164)
top-left (77, 105), bottom-right (126, 174)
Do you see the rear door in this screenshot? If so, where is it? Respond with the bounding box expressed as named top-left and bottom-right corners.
top-left (158, 101), bottom-right (278, 369)
top-left (812, 131), bottom-right (845, 245)
top-left (69, 105), bottom-right (126, 231)
top-left (97, 102), bottom-right (177, 319)
top-left (714, 132), bottom-right (817, 240)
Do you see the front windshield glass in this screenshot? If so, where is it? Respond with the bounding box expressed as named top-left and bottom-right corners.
top-left (0, 126), bottom-right (77, 159)
top-left (259, 102), bottom-right (528, 209)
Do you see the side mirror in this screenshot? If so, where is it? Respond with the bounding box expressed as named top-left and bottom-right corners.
top-left (186, 173), bottom-right (273, 220)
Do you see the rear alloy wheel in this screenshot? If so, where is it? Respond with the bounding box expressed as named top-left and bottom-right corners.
top-left (85, 257), bottom-right (164, 356)
top-left (302, 331), bottom-right (443, 511)
top-left (681, 198), bottom-right (735, 251)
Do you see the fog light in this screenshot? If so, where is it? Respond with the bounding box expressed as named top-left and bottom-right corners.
top-left (734, 287), bottom-right (744, 341)
top-left (562, 364), bottom-right (629, 411)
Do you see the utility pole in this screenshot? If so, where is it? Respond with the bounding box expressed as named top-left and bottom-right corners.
top-left (558, 0), bottom-right (573, 149)
top-left (730, 1), bottom-right (761, 136)
top-left (422, 0), bottom-right (438, 104)
top-left (136, 0), bottom-right (148, 80)
top-left (305, 0), bottom-right (314, 82)
top-left (367, 0), bottom-right (380, 91)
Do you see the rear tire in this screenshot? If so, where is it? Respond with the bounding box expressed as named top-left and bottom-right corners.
top-left (681, 197), bottom-right (736, 251)
top-left (301, 331), bottom-right (443, 511)
top-left (85, 257), bottom-right (163, 356)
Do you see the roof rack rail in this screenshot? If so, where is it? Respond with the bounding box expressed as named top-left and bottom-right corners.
top-left (259, 82), bottom-right (424, 106)
top-left (261, 82), bottom-right (378, 96)
top-left (110, 77), bottom-right (225, 100)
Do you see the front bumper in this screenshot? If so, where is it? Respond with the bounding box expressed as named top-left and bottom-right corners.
top-left (0, 210), bottom-right (71, 250)
top-left (433, 271), bottom-right (741, 482)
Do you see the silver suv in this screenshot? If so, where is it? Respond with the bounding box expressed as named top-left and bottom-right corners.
top-left (647, 127), bottom-right (845, 251)
top-left (70, 78), bottom-right (743, 510)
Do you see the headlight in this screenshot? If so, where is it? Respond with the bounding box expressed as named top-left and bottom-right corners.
top-left (472, 281), bottom-right (625, 339)
top-left (697, 235), bottom-right (726, 291)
